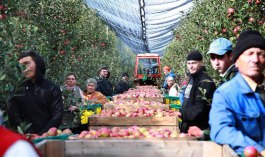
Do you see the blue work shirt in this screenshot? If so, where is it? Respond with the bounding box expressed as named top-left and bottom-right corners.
top-left (209, 73), bottom-right (265, 154)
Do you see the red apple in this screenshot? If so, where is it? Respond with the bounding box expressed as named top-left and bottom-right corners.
top-left (222, 28), bottom-right (227, 33)
top-left (179, 133), bottom-right (187, 138)
top-left (111, 127), bottom-right (120, 133)
top-left (249, 17), bottom-right (255, 23)
top-left (0, 14), bottom-right (6, 20)
top-left (244, 146), bottom-right (259, 157)
top-left (78, 130), bottom-right (89, 138)
top-left (57, 129), bottom-right (62, 135)
top-left (89, 130), bottom-right (98, 136)
top-left (62, 129), bottom-right (72, 135)
top-left (227, 8), bottom-right (235, 15)
top-left (28, 134), bottom-right (40, 140)
top-left (47, 127), bottom-right (58, 136)
top-left (248, 0), bottom-right (253, 3)
top-left (64, 40), bottom-right (70, 45)
top-left (59, 49), bottom-right (65, 55)
top-left (98, 128), bottom-right (111, 137)
top-left (119, 129), bottom-right (130, 137)
top-left (60, 29), bottom-right (67, 35)
top-left (233, 26), bottom-right (241, 34)
top-left (40, 132), bottom-right (48, 138)
top-left (71, 47), bottom-right (77, 51)
top-left (100, 43), bottom-right (106, 47)
top-left (15, 44), bottom-right (24, 49)
top-left (255, 0), bottom-right (261, 4)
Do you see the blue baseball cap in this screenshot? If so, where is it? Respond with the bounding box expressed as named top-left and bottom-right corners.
top-left (207, 38), bottom-right (232, 55)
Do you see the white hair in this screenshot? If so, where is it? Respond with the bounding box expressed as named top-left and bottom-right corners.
top-left (166, 76), bottom-right (175, 81)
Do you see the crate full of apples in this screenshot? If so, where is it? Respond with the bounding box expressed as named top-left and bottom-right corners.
top-left (70, 126), bottom-right (185, 139)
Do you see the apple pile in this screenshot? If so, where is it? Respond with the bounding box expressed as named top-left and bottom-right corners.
top-left (135, 85), bottom-right (158, 89)
top-left (113, 88), bottom-right (163, 99)
top-left (97, 107), bottom-right (178, 117)
top-left (77, 126), bottom-right (181, 139)
top-left (27, 127), bottom-right (72, 140)
top-left (106, 99), bottom-right (165, 107)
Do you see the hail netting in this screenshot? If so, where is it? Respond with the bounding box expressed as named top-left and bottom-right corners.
top-left (84, 0), bottom-right (193, 56)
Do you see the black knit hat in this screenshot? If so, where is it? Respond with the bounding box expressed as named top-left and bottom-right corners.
top-left (186, 50), bottom-right (203, 61)
top-left (122, 72), bottom-right (129, 78)
top-left (233, 30), bottom-right (265, 62)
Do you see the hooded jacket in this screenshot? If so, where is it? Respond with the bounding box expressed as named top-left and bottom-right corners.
top-left (96, 76), bottom-right (113, 96)
top-left (7, 51), bottom-right (63, 134)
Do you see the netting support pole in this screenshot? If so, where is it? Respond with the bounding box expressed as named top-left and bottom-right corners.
top-left (139, 0), bottom-right (149, 53)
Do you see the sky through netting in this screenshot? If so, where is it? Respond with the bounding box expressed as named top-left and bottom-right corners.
top-left (84, 0), bottom-right (193, 56)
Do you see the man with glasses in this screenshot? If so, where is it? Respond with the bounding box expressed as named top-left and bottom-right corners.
top-left (60, 73), bottom-right (84, 132)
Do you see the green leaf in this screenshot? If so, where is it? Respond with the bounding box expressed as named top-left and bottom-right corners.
top-left (17, 126), bottom-right (24, 134)
top-left (0, 75), bottom-right (6, 81)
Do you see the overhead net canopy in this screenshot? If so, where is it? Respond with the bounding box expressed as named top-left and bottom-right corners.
top-left (84, 0), bottom-right (193, 56)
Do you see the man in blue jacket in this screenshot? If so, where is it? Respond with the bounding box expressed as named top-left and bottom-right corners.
top-left (209, 30), bottom-right (265, 156)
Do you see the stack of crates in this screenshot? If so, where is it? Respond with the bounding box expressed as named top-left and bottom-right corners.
top-left (163, 95), bottom-right (182, 111)
top-left (79, 104), bottom-right (102, 125)
top-left (80, 104), bottom-right (102, 115)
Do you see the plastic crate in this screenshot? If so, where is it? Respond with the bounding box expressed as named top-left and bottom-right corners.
top-left (79, 104), bottom-right (102, 124)
top-left (80, 104), bottom-right (102, 113)
top-left (163, 95), bottom-right (181, 105)
top-left (170, 104), bottom-right (181, 111)
top-left (93, 104), bottom-right (102, 114)
top-left (106, 96), bottom-right (112, 101)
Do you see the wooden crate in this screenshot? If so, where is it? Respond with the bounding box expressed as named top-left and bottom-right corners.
top-left (88, 116), bottom-right (179, 132)
top-left (36, 140), bottom-right (238, 157)
top-left (89, 116), bottom-right (177, 126)
top-left (36, 140), bottom-right (64, 157)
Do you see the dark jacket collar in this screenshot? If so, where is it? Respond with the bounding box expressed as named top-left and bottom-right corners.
top-left (190, 66), bottom-right (206, 78)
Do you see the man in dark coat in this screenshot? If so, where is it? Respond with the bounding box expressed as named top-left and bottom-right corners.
top-left (179, 50), bottom-right (216, 133)
top-left (96, 66), bottom-right (113, 96)
top-left (7, 50), bottom-right (63, 134)
top-left (115, 72), bottom-right (130, 94)
top-left (188, 38), bottom-right (238, 139)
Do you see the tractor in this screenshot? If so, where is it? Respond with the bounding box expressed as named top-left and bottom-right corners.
top-left (134, 53), bottom-right (161, 86)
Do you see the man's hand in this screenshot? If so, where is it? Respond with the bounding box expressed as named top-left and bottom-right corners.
top-left (260, 150), bottom-right (265, 157)
top-left (176, 111), bottom-right (182, 118)
top-left (69, 105), bottom-right (78, 112)
top-left (188, 126), bottom-right (204, 138)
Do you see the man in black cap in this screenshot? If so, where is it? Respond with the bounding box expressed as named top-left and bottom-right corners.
top-left (114, 72), bottom-right (130, 94)
top-left (179, 50), bottom-right (216, 133)
top-left (209, 30), bottom-right (265, 155)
